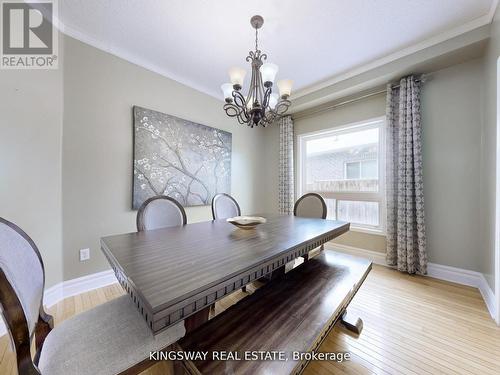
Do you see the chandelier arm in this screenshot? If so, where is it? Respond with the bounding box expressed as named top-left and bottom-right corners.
top-left (275, 99), bottom-right (291, 115)
top-left (223, 103), bottom-right (242, 118)
top-left (232, 90), bottom-right (247, 110)
top-left (262, 86), bottom-right (272, 109)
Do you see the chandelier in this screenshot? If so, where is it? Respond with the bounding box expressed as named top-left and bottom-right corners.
top-left (221, 15), bottom-right (293, 128)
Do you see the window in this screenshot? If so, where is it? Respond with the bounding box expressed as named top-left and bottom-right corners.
top-left (298, 117), bottom-right (386, 232)
top-left (344, 159), bottom-right (378, 180)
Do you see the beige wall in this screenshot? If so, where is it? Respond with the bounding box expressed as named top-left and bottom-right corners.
top-left (422, 59), bottom-right (483, 271)
top-left (0, 54), bottom-right (63, 287)
top-left (263, 58), bottom-right (486, 270)
top-left (481, 10), bottom-right (500, 290)
top-left (62, 36), bottom-right (266, 281)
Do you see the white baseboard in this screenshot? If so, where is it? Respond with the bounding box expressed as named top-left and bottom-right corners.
top-left (0, 269), bottom-right (117, 336)
top-left (329, 243), bottom-right (498, 322)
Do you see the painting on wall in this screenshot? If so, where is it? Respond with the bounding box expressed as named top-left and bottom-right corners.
top-left (132, 106), bottom-right (232, 209)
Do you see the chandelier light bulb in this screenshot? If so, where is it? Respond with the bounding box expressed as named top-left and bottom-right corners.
top-left (260, 63), bottom-right (279, 86)
top-left (277, 79), bottom-right (293, 98)
top-left (221, 83), bottom-right (234, 102)
top-left (228, 67), bottom-right (247, 88)
top-left (268, 93), bottom-right (279, 109)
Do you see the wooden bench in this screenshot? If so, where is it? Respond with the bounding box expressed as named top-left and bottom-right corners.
top-left (176, 250), bottom-right (372, 375)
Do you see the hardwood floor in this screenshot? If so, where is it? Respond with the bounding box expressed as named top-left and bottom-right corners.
top-left (1, 265), bottom-right (498, 374)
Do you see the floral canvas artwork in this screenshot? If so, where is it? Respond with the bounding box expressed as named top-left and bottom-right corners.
top-left (133, 106), bottom-right (232, 208)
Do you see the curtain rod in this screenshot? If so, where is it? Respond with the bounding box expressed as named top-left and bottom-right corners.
top-left (292, 74), bottom-right (429, 120)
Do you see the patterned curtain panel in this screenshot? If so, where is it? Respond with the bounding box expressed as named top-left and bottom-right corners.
top-left (386, 76), bottom-right (427, 274)
top-left (278, 115), bottom-right (295, 214)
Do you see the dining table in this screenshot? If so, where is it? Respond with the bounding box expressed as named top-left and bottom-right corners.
top-left (100, 214), bottom-right (350, 335)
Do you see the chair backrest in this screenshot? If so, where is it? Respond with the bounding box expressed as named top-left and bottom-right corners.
top-left (211, 193), bottom-right (241, 220)
top-left (136, 196), bottom-right (187, 231)
top-left (294, 193), bottom-right (327, 219)
top-left (0, 217), bottom-right (51, 374)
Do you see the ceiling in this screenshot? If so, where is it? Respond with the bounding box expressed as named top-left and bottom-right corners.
top-left (59, 0), bottom-right (495, 100)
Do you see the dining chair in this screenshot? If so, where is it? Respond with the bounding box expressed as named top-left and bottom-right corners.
top-left (136, 195), bottom-right (187, 231)
top-left (294, 193), bottom-right (327, 219)
top-left (294, 193), bottom-right (328, 261)
top-left (0, 217), bottom-right (185, 375)
top-left (211, 193), bottom-right (241, 220)
top-left (211, 193), bottom-right (249, 294)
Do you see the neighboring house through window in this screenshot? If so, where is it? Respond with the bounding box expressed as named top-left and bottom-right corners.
top-left (298, 117), bottom-right (386, 233)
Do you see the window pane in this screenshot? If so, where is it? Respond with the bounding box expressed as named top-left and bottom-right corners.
top-left (305, 127), bottom-right (379, 192)
top-left (337, 200), bottom-right (379, 226)
top-left (361, 160), bottom-right (377, 179)
top-left (345, 162), bottom-right (360, 179)
top-left (325, 198), bottom-right (336, 220)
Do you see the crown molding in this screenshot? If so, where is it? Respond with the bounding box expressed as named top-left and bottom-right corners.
top-left (55, 1), bottom-right (498, 103)
top-left (292, 0), bottom-right (499, 100)
top-left (57, 23), bottom-right (222, 100)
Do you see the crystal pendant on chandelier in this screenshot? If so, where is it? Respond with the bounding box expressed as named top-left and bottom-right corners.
top-left (220, 15), bottom-right (293, 128)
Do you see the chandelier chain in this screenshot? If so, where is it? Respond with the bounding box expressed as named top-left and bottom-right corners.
top-left (255, 28), bottom-right (258, 51)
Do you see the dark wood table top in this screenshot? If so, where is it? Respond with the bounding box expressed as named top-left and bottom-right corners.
top-left (101, 214), bottom-right (350, 333)
top-left (178, 250), bottom-right (372, 375)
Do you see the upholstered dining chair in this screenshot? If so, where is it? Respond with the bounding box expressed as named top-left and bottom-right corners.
top-left (211, 193), bottom-right (249, 293)
top-left (136, 195), bottom-right (187, 231)
top-left (294, 193), bottom-right (327, 219)
top-left (211, 193), bottom-right (241, 220)
top-left (0, 217), bottom-right (185, 375)
top-left (294, 193), bottom-right (328, 261)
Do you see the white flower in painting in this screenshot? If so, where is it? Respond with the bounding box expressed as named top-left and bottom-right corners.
top-left (159, 177), bottom-right (165, 183)
top-left (137, 174), bottom-right (144, 180)
top-left (142, 116), bottom-right (148, 121)
top-left (175, 193), bottom-right (179, 197)
top-left (144, 164), bottom-right (151, 170)
top-left (151, 173), bottom-right (156, 179)
top-left (137, 159), bottom-right (143, 165)
top-left (140, 184), bottom-right (146, 190)
top-left (154, 129), bottom-right (160, 135)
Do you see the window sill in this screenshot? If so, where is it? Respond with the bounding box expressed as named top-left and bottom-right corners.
top-left (349, 226), bottom-right (386, 236)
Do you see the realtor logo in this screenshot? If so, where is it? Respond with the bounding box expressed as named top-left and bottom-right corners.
top-left (1, 0), bottom-right (58, 69)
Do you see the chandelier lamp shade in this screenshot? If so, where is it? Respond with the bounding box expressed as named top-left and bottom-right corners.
top-left (221, 15), bottom-right (293, 127)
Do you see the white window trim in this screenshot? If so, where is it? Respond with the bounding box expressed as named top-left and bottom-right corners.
top-left (297, 116), bottom-right (386, 234)
top-left (344, 159), bottom-right (377, 180)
